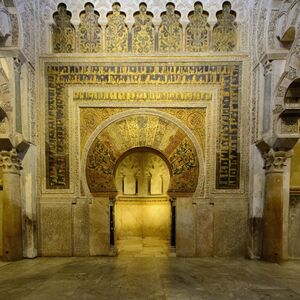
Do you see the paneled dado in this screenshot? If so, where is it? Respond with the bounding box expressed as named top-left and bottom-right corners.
top-left (39, 55), bottom-right (249, 257)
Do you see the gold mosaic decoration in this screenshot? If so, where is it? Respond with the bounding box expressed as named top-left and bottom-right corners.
top-left (132, 3), bottom-right (155, 53)
top-left (80, 108), bottom-right (126, 155)
top-left (80, 108), bottom-right (206, 158)
top-left (79, 3), bottom-right (101, 53)
top-left (162, 109), bottom-right (206, 157)
top-left (52, 3), bottom-right (75, 53)
top-left (73, 91), bottom-right (212, 102)
top-left (86, 114), bottom-right (199, 195)
top-left (186, 2), bottom-right (210, 52)
top-left (105, 3), bottom-right (128, 53)
top-left (158, 3), bottom-right (183, 52)
top-left (212, 1), bottom-right (237, 52)
top-left (45, 62), bottom-right (241, 190)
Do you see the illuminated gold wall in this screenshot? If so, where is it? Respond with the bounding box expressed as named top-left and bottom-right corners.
top-left (290, 143), bottom-right (300, 188)
top-left (115, 201), bottom-right (171, 240)
top-left (115, 151), bottom-right (171, 240)
top-left (38, 56), bottom-right (250, 257)
top-left (0, 190), bottom-right (2, 255)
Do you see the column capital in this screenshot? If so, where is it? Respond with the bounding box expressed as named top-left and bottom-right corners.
top-left (263, 60), bottom-right (272, 77)
top-left (263, 149), bottom-right (293, 173)
top-left (0, 149), bottom-right (22, 174)
top-left (109, 197), bottom-right (116, 205)
top-left (13, 57), bottom-right (23, 74)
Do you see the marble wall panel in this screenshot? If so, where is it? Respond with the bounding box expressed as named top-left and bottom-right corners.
top-left (115, 202), bottom-right (171, 240)
top-left (40, 203), bottom-right (72, 256)
top-left (290, 143), bottom-right (300, 187)
top-left (213, 206), bottom-right (247, 256)
top-left (89, 197), bottom-right (110, 256)
top-left (176, 198), bottom-right (196, 257)
top-left (0, 190), bottom-right (3, 255)
top-left (289, 198), bottom-right (300, 258)
top-left (73, 201), bottom-right (89, 256)
top-left (21, 146), bottom-right (38, 258)
top-left (196, 203), bottom-right (214, 256)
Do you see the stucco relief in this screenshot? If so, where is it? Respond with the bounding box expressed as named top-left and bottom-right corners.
top-left (52, 3), bottom-right (76, 53)
top-left (79, 3), bottom-right (101, 53)
top-left (257, 7), bottom-right (267, 60)
top-left (158, 3), bottom-right (182, 52)
top-left (41, 0), bottom-right (249, 54)
top-left (185, 2), bottom-right (210, 52)
top-left (40, 0), bottom-right (248, 25)
top-left (18, 0), bottom-right (36, 64)
top-left (105, 3), bottom-right (128, 53)
top-left (0, 2), bottom-right (11, 46)
top-left (212, 2), bottom-right (237, 52)
top-left (132, 3), bottom-right (155, 53)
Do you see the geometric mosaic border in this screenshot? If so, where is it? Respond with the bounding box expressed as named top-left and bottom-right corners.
top-left (45, 62), bottom-right (242, 190)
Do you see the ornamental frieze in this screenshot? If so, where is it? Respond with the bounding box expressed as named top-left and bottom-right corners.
top-left (51, 1), bottom-right (239, 53)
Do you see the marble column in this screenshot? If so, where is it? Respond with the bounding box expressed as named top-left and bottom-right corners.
top-left (109, 198), bottom-right (117, 256)
top-left (262, 149), bottom-right (292, 262)
top-left (0, 149), bottom-right (23, 260)
top-left (170, 198), bottom-right (176, 250)
top-left (13, 58), bottom-right (22, 133)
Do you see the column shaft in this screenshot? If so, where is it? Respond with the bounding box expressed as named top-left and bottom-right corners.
top-left (262, 150), bottom-right (292, 262)
top-left (0, 150), bottom-right (23, 261)
top-left (262, 171), bottom-right (284, 261)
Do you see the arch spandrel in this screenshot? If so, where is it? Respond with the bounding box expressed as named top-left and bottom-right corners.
top-left (85, 114), bottom-right (200, 196)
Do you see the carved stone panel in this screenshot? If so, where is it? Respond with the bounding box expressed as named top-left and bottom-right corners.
top-left (0, 2), bottom-right (12, 47)
top-left (40, 203), bottom-right (72, 256)
top-left (132, 3), bottom-right (155, 54)
top-left (158, 3), bottom-right (183, 52)
top-left (105, 2), bottom-right (128, 53)
top-left (212, 1), bottom-right (237, 52)
top-left (79, 3), bottom-right (101, 53)
top-left (52, 3), bottom-right (76, 53)
top-left (186, 2), bottom-right (210, 52)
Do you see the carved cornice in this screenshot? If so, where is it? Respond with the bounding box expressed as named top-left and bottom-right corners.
top-left (0, 149), bottom-right (22, 174)
top-left (263, 149), bottom-right (293, 173)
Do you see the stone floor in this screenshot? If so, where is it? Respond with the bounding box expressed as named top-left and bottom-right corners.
top-left (117, 237), bottom-right (170, 257)
top-left (0, 256), bottom-right (300, 299)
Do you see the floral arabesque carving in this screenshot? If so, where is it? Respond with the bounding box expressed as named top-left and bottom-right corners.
top-left (132, 2), bottom-right (155, 54)
top-left (105, 2), bottom-right (128, 53)
top-left (52, 3), bottom-right (76, 53)
top-left (212, 1), bottom-right (237, 52)
top-left (79, 2), bottom-right (101, 53)
top-left (158, 3), bottom-right (183, 52)
top-left (186, 2), bottom-right (210, 52)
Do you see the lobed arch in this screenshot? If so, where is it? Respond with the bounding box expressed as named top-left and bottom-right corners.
top-left (113, 146), bottom-right (172, 179)
top-left (81, 109), bottom-right (204, 198)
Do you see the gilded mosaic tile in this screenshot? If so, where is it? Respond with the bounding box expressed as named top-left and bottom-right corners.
top-left (45, 62), bottom-right (241, 190)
